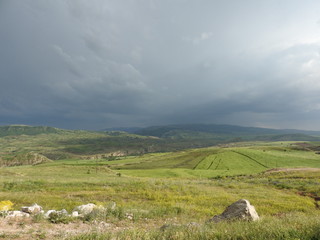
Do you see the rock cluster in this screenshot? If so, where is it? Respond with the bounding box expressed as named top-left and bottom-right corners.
top-left (2, 199), bottom-right (260, 227)
top-left (6, 211), bottom-right (30, 219)
top-left (1, 202), bottom-right (117, 221)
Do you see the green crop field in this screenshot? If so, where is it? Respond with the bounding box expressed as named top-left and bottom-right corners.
top-left (108, 142), bottom-right (320, 178)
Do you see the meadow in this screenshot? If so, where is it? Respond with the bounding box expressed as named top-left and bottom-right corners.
top-left (0, 140), bottom-right (320, 239)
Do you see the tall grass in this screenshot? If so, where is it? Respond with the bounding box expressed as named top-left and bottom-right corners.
top-left (68, 213), bottom-right (320, 240)
top-left (0, 163), bottom-right (317, 219)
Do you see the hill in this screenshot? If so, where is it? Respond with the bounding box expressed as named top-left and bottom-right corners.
top-left (0, 125), bottom-right (164, 166)
top-left (101, 127), bottom-right (143, 133)
top-left (1, 124), bottom-right (320, 167)
top-left (0, 125), bottom-right (217, 166)
top-left (0, 125), bottom-right (64, 137)
top-left (134, 123), bottom-right (320, 141)
top-left (107, 141), bottom-right (320, 178)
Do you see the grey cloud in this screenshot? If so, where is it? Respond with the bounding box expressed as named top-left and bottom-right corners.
top-left (1, 0), bottom-right (320, 130)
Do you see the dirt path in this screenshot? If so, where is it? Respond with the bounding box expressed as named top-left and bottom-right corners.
top-left (265, 167), bottom-right (320, 173)
top-left (0, 218), bottom-right (161, 240)
top-left (0, 220), bottom-right (110, 239)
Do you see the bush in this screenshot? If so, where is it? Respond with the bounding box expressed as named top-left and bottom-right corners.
top-left (0, 200), bottom-right (14, 211)
top-left (82, 207), bottom-right (107, 222)
top-left (48, 210), bottom-right (73, 224)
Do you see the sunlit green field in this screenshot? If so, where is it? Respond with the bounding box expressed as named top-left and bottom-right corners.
top-left (107, 142), bottom-right (320, 178)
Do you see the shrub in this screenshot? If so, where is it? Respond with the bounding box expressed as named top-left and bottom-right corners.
top-left (48, 211), bottom-right (73, 224)
top-left (0, 200), bottom-right (14, 211)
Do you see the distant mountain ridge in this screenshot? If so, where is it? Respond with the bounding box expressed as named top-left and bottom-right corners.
top-left (134, 124), bottom-right (320, 139)
top-left (1, 124), bottom-right (320, 140)
top-left (0, 125), bottom-right (65, 137)
top-left (101, 127), bottom-right (143, 133)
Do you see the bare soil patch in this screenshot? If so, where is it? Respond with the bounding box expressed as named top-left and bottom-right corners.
top-left (0, 220), bottom-right (108, 240)
top-left (0, 218), bottom-right (161, 240)
top-left (265, 167), bottom-right (320, 173)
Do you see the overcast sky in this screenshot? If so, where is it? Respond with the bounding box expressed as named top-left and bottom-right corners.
top-left (1, 0), bottom-right (320, 130)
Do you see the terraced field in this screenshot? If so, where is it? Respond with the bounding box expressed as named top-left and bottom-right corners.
top-left (108, 142), bottom-right (320, 178)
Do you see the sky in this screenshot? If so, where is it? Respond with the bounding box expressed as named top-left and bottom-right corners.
top-left (1, 0), bottom-right (320, 130)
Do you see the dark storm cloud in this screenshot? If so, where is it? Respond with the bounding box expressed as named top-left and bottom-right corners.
top-left (1, 0), bottom-right (320, 130)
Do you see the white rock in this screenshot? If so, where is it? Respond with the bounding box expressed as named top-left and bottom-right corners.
top-left (44, 210), bottom-right (56, 219)
top-left (6, 211), bottom-right (30, 219)
top-left (71, 211), bottom-right (79, 217)
top-left (47, 209), bottom-right (68, 219)
top-left (73, 203), bottom-right (96, 215)
top-left (58, 209), bottom-right (68, 215)
top-left (49, 209), bottom-right (68, 217)
top-left (209, 199), bottom-right (259, 223)
top-left (125, 213), bottom-right (133, 220)
top-left (21, 203), bottom-right (42, 214)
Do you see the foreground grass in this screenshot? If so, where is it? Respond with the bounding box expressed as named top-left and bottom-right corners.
top-left (1, 213), bottom-right (318, 240)
top-left (68, 213), bottom-right (320, 240)
top-left (0, 163), bottom-right (318, 220)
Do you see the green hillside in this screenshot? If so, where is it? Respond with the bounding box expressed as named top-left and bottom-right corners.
top-left (0, 125), bottom-right (64, 137)
top-left (134, 124), bottom-right (320, 141)
top-left (0, 125), bottom-right (164, 166)
top-left (0, 125), bottom-right (221, 166)
top-left (108, 142), bottom-right (320, 178)
top-left (1, 124), bottom-right (320, 168)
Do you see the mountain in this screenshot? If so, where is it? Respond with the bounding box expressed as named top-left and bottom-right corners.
top-left (134, 124), bottom-right (320, 140)
top-left (0, 125), bottom-right (64, 137)
top-left (101, 127), bottom-right (143, 133)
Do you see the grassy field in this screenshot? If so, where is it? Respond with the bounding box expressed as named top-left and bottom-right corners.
top-left (107, 141), bottom-right (320, 178)
top-left (0, 141), bottom-right (320, 239)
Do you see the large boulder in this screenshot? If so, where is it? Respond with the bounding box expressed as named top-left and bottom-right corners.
top-left (21, 203), bottom-right (42, 214)
top-left (208, 199), bottom-right (259, 223)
